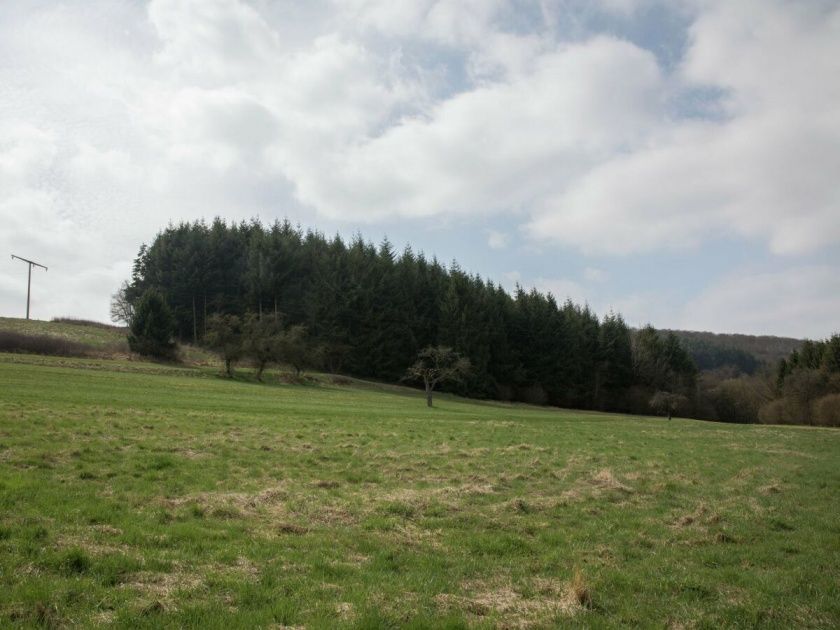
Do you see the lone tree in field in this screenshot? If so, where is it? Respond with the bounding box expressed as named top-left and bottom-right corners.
top-left (128, 289), bottom-right (176, 360)
top-left (206, 314), bottom-right (243, 377)
top-left (405, 346), bottom-right (471, 407)
top-left (649, 391), bottom-right (687, 420)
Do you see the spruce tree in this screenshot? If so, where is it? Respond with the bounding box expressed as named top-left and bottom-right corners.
top-left (128, 289), bottom-right (177, 360)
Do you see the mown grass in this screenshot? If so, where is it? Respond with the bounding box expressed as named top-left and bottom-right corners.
top-left (0, 353), bottom-right (838, 628)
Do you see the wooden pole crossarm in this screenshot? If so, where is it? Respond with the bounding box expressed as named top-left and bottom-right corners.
top-left (11, 254), bottom-right (48, 319)
top-left (11, 254), bottom-right (48, 271)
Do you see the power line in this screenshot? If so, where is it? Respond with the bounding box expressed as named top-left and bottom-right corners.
top-left (11, 254), bottom-right (48, 320)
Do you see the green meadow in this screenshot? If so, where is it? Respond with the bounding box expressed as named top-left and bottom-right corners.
top-left (0, 352), bottom-right (838, 628)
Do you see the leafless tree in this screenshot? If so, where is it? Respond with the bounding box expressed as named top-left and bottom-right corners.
top-left (405, 346), bottom-right (471, 407)
top-left (110, 281), bottom-right (134, 325)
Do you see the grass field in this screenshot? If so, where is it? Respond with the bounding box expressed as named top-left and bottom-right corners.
top-left (1, 352), bottom-right (838, 629)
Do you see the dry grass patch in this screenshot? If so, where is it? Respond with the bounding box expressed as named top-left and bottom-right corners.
top-left (173, 448), bottom-right (208, 460)
top-left (250, 485), bottom-right (288, 506)
top-left (122, 569), bottom-right (202, 607)
top-left (55, 534), bottom-right (129, 557)
top-left (92, 610), bottom-right (116, 625)
top-left (376, 482), bottom-right (497, 514)
top-left (215, 556), bottom-right (261, 581)
top-left (560, 467), bottom-right (634, 503)
top-left (435, 575), bottom-right (589, 628)
top-left (387, 522), bottom-right (446, 550)
top-left (345, 553), bottom-right (370, 567)
top-left (160, 483), bottom-right (297, 521)
top-left (276, 522), bottom-right (308, 535)
top-left (590, 468), bottom-right (632, 493)
top-left (758, 483), bottom-right (782, 495)
top-left (91, 524), bottom-right (123, 536)
top-left (501, 443), bottom-right (535, 452)
top-left (335, 601), bottom-right (355, 620)
top-left (457, 447), bottom-right (492, 457)
top-left (671, 502), bottom-right (711, 528)
top-left (669, 503), bottom-right (729, 548)
top-left (494, 495), bottom-right (562, 515)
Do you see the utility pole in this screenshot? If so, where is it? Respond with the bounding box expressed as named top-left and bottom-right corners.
top-left (11, 254), bottom-right (48, 320)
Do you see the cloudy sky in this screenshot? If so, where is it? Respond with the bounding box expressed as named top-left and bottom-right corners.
top-left (1, 0), bottom-right (839, 338)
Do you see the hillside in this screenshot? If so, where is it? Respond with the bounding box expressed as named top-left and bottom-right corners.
top-left (0, 352), bottom-right (838, 627)
top-left (0, 317), bottom-right (216, 365)
top-left (665, 329), bottom-right (804, 372)
top-left (0, 317), bottom-right (128, 349)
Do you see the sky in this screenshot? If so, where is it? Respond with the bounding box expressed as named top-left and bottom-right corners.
top-left (1, 0), bottom-right (839, 338)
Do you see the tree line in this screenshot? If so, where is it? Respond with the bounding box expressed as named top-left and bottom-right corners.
top-left (121, 218), bottom-right (698, 415)
top-left (763, 335), bottom-right (840, 425)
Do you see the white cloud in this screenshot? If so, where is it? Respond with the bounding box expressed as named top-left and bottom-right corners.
top-left (0, 123), bottom-right (58, 185)
top-left (486, 230), bottom-right (509, 249)
top-left (285, 36), bottom-right (662, 220)
top-left (527, 0), bottom-right (840, 255)
top-left (583, 267), bottom-right (608, 283)
top-left (0, 0), bottom-right (837, 332)
top-left (681, 266), bottom-right (840, 339)
top-left (534, 277), bottom-right (589, 306)
top-left (335, 0), bottom-right (506, 46)
top-left (501, 271), bottom-right (521, 291)
top-left (149, 0), bottom-right (282, 83)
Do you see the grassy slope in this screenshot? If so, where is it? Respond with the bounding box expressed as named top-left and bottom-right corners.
top-left (0, 318), bottom-right (127, 349)
top-left (0, 354), bottom-right (838, 629)
top-left (0, 317), bottom-right (216, 364)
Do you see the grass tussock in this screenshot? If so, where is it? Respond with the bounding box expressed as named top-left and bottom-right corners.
top-left (569, 567), bottom-right (593, 609)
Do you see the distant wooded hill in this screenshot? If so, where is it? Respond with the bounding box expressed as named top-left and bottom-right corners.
top-left (663, 329), bottom-right (803, 374)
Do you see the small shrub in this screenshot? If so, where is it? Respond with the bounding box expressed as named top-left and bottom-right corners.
top-left (0, 331), bottom-right (92, 358)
